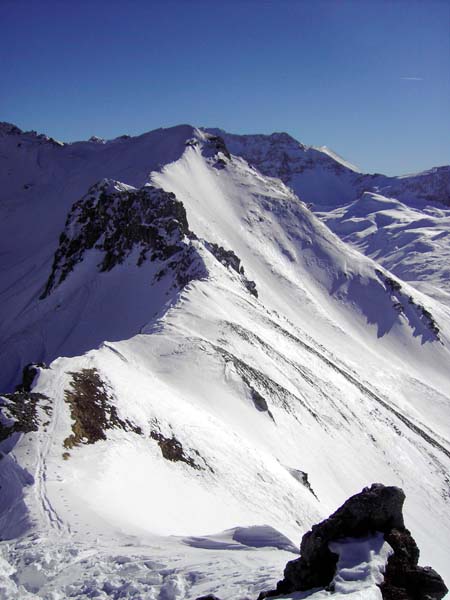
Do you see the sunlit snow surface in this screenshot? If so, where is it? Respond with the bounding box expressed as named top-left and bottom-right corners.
top-left (209, 128), bottom-right (450, 305)
top-left (1, 126), bottom-right (449, 598)
top-left (0, 532), bottom-right (392, 599)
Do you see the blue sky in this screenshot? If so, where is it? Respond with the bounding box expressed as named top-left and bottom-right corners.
top-left (1, 0), bottom-right (448, 175)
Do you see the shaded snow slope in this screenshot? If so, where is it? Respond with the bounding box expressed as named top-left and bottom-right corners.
top-left (279, 534), bottom-right (393, 600)
top-left (318, 192), bottom-right (450, 306)
top-left (1, 125), bottom-right (449, 599)
top-left (0, 124), bottom-right (195, 391)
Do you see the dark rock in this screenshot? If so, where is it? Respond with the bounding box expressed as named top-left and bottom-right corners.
top-left (15, 363), bottom-right (46, 393)
top-left (40, 180), bottom-right (206, 298)
top-left (0, 391), bottom-right (50, 443)
top-left (214, 158), bottom-right (227, 169)
top-left (259, 483), bottom-right (447, 600)
top-left (0, 122), bottom-right (23, 136)
top-left (195, 595), bottom-right (222, 600)
top-left (288, 469), bottom-right (318, 499)
top-left (376, 271), bottom-right (440, 340)
top-left (381, 529), bottom-right (448, 600)
top-left (204, 134), bottom-right (231, 160)
top-left (149, 429), bottom-right (209, 471)
top-left (63, 368), bottom-right (142, 452)
top-left (206, 242), bottom-right (258, 297)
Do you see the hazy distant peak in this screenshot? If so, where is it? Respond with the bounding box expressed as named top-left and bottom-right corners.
top-left (314, 145), bottom-right (361, 173)
top-left (0, 121), bottom-right (23, 136)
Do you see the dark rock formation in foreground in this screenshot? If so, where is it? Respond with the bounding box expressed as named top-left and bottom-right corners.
top-left (259, 483), bottom-right (447, 600)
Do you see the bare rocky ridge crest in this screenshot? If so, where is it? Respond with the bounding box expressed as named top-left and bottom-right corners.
top-left (40, 178), bottom-right (257, 302)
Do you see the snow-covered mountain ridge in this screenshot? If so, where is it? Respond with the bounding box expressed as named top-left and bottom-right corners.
top-left (0, 123), bottom-right (449, 599)
top-left (205, 128), bottom-right (450, 208)
top-left (206, 128), bottom-right (450, 306)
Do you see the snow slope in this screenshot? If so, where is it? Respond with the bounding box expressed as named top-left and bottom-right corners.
top-left (207, 128), bottom-right (450, 307)
top-left (317, 192), bottom-right (450, 306)
top-left (1, 125), bottom-right (449, 599)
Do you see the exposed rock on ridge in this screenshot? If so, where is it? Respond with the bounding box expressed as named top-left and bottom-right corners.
top-left (0, 363), bottom-right (50, 444)
top-left (41, 178), bottom-right (259, 303)
top-left (206, 242), bottom-right (258, 297)
top-left (41, 179), bottom-right (206, 298)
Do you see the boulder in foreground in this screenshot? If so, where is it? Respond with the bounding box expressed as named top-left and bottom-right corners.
top-left (259, 483), bottom-right (447, 600)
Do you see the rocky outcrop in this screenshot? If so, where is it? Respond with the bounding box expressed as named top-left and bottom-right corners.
top-left (149, 429), bottom-right (211, 472)
top-left (0, 391), bottom-right (50, 444)
top-left (206, 242), bottom-right (258, 297)
top-left (376, 271), bottom-right (440, 340)
top-left (40, 179), bottom-right (258, 302)
top-left (259, 483), bottom-right (447, 600)
top-left (41, 180), bottom-right (206, 298)
top-left (0, 363), bottom-right (50, 444)
top-left (15, 363), bottom-right (47, 393)
top-left (202, 133), bottom-right (231, 160)
top-left (62, 368), bottom-right (142, 456)
top-left (0, 122), bottom-right (23, 136)
top-left (381, 528), bottom-right (448, 600)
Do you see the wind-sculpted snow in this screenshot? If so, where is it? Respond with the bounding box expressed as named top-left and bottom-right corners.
top-left (319, 192), bottom-right (450, 306)
top-left (0, 124), bottom-right (449, 599)
top-left (184, 525), bottom-right (298, 553)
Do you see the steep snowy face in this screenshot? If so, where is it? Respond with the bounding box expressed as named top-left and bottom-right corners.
top-left (152, 132), bottom-right (449, 364)
top-left (1, 125), bottom-right (450, 599)
top-left (204, 129), bottom-right (450, 306)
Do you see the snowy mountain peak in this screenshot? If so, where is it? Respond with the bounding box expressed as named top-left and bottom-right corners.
top-left (88, 135), bottom-right (106, 144)
top-left (313, 145), bottom-right (361, 172)
top-left (0, 120), bottom-right (64, 146)
top-left (0, 121), bottom-right (23, 136)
